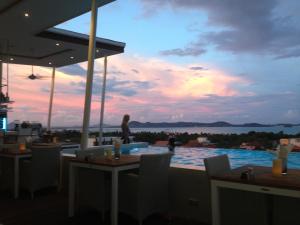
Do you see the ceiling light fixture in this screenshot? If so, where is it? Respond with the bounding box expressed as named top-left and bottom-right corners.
top-left (56, 43), bottom-right (60, 46)
top-left (48, 62), bottom-right (52, 65)
top-left (96, 49), bottom-right (99, 53)
top-left (10, 58), bottom-right (14, 61)
top-left (70, 56), bottom-right (74, 59)
top-left (24, 12), bottom-right (30, 17)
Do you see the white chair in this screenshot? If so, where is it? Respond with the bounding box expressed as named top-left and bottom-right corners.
top-left (74, 149), bottom-right (109, 220)
top-left (204, 155), bottom-right (268, 225)
top-left (18, 128), bottom-right (32, 136)
top-left (119, 153), bottom-right (172, 225)
top-left (20, 144), bottom-right (61, 198)
top-left (204, 154), bottom-right (231, 177)
top-left (18, 128), bottom-right (32, 143)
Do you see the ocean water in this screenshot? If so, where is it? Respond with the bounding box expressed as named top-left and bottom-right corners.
top-left (129, 146), bottom-right (300, 170)
top-left (88, 125), bottom-right (300, 135)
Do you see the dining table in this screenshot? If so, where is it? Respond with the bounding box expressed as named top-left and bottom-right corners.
top-left (211, 165), bottom-right (300, 225)
top-left (0, 148), bottom-right (32, 199)
top-left (68, 154), bottom-right (140, 225)
top-left (0, 142), bottom-right (67, 198)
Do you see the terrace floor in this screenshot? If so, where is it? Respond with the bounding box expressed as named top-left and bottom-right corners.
top-left (0, 189), bottom-right (208, 225)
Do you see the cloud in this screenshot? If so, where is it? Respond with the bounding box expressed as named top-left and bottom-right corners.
top-left (132, 80), bottom-right (152, 89)
top-left (189, 66), bottom-right (206, 71)
top-left (108, 70), bottom-right (127, 76)
top-left (106, 78), bottom-right (137, 96)
top-left (284, 109), bottom-right (300, 120)
top-left (40, 87), bottom-right (50, 93)
top-left (160, 43), bottom-right (206, 57)
top-left (7, 54), bottom-right (299, 126)
top-left (274, 48), bottom-right (300, 59)
top-left (183, 92), bottom-right (299, 123)
top-left (139, 0), bottom-right (300, 59)
top-left (132, 69), bottom-right (139, 74)
top-left (69, 76), bottom-right (152, 97)
top-left (57, 64), bottom-right (86, 77)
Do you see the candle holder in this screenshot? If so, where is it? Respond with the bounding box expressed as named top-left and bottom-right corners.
top-left (19, 143), bottom-right (26, 151)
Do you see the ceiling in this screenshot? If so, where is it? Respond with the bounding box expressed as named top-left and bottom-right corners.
top-left (0, 0), bottom-right (125, 68)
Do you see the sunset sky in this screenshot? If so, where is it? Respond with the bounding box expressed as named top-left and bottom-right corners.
top-left (7, 0), bottom-right (300, 127)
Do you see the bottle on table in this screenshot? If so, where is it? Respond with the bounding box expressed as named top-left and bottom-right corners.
top-left (114, 138), bottom-right (121, 159)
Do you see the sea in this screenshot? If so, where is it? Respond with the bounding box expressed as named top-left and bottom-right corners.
top-left (55, 125), bottom-right (300, 135)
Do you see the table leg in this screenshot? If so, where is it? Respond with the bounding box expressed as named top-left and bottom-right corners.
top-left (211, 181), bottom-right (220, 225)
top-left (14, 156), bottom-right (19, 199)
top-left (68, 164), bottom-right (76, 217)
top-left (266, 195), bottom-right (274, 225)
top-left (58, 153), bottom-right (63, 191)
top-left (111, 169), bottom-right (118, 225)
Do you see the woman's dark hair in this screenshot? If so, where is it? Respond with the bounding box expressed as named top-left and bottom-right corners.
top-left (122, 114), bottom-right (130, 124)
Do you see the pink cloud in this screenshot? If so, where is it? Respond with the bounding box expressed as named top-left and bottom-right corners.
top-left (4, 55), bottom-right (249, 126)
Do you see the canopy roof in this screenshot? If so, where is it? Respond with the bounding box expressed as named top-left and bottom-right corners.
top-left (0, 0), bottom-right (125, 68)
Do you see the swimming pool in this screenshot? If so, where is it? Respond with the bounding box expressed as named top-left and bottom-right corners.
top-left (129, 146), bottom-right (300, 170)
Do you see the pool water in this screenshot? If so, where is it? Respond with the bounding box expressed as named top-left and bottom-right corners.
top-left (129, 146), bottom-right (300, 170)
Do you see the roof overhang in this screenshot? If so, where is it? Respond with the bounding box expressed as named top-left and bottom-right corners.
top-left (0, 0), bottom-right (125, 68)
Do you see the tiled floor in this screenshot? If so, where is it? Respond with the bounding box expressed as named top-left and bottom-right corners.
top-left (0, 189), bottom-right (208, 225)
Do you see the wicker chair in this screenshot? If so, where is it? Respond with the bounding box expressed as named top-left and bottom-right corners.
top-left (204, 154), bottom-right (231, 177)
top-left (119, 153), bottom-right (172, 225)
top-left (20, 144), bottom-right (61, 199)
top-left (204, 154), bottom-right (268, 225)
top-left (75, 148), bottom-right (109, 220)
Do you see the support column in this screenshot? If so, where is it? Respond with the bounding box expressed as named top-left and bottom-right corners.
top-left (0, 62), bottom-right (7, 130)
top-left (47, 67), bottom-right (56, 131)
top-left (98, 57), bottom-right (108, 145)
top-left (80, 0), bottom-right (98, 150)
top-left (0, 62), bottom-right (2, 95)
top-left (6, 63), bottom-right (9, 96)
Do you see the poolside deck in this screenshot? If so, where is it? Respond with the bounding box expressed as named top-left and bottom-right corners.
top-left (0, 189), bottom-right (208, 225)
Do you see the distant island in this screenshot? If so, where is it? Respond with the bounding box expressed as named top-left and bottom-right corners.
top-left (126, 121), bottom-right (299, 128)
top-left (51, 121), bottom-right (300, 129)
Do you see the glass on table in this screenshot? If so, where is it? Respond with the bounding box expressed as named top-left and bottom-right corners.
top-left (113, 138), bottom-right (122, 159)
top-left (272, 159), bottom-right (282, 176)
top-left (105, 147), bottom-right (113, 160)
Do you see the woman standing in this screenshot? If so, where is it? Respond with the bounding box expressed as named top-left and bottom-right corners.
top-left (121, 114), bottom-right (131, 144)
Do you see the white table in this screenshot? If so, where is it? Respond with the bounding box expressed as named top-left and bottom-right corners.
top-left (0, 150), bottom-right (32, 199)
top-left (211, 166), bottom-right (300, 225)
top-left (68, 155), bottom-right (140, 225)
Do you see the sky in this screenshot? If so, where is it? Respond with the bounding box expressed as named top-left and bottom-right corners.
top-left (7, 0), bottom-right (300, 126)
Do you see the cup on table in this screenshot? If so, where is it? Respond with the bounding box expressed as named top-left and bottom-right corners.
top-left (272, 159), bottom-right (282, 176)
top-left (105, 147), bottom-right (113, 159)
top-left (52, 137), bottom-right (57, 143)
top-left (113, 138), bottom-right (122, 159)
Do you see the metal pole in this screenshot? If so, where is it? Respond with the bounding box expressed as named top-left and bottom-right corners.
top-left (99, 57), bottom-right (108, 145)
top-left (6, 63), bottom-right (9, 96)
top-left (80, 0), bottom-right (98, 150)
top-left (0, 62), bottom-right (2, 95)
top-left (47, 67), bottom-right (56, 131)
